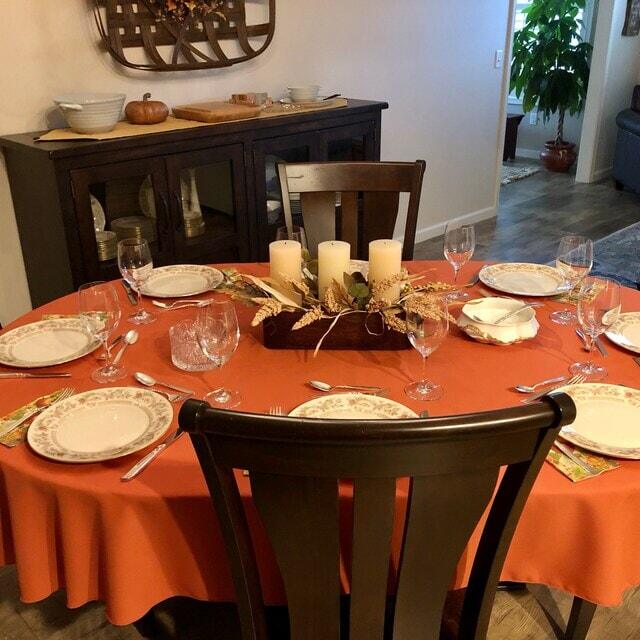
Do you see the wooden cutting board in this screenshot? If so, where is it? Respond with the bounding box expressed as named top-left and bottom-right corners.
top-left (172, 101), bottom-right (262, 123)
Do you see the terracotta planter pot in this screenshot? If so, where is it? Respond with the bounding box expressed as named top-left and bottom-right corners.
top-left (539, 141), bottom-right (577, 172)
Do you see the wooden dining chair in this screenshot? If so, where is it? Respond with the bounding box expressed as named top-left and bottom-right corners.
top-left (179, 393), bottom-right (575, 640)
top-left (277, 160), bottom-right (426, 260)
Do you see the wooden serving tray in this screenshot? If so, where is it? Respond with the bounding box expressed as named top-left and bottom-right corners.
top-left (172, 101), bottom-right (262, 123)
top-left (262, 311), bottom-right (410, 350)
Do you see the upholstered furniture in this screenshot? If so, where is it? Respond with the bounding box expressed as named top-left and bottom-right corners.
top-left (614, 86), bottom-right (640, 193)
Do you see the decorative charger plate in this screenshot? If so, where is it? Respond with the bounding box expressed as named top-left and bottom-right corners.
top-left (28, 387), bottom-right (173, 463)
top-left (289, 393), bottom-right (418, 419)
top-left (559, 383), bottom-right (640, 459)
top-left (280, 96), bottom-right (342, 108)
top-left (140, 265), bottom-right (224, 298)
top-left (479, 263), bottom-right (567, 297)
top-left (0, 318), bottom-right (101, 368)
top-left (605, 312), bottom-right (640, 354)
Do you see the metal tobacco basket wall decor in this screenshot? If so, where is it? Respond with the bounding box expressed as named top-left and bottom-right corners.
top-left (94, 0), bottom-right (275, 72)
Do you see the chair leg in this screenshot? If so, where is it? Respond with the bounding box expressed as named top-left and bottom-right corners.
top-left (565, 596), bottom-right (596, 640)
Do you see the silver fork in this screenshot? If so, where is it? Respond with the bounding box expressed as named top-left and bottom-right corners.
top-left (152, 300), bottom-right (211, 310)
top-left (268, 406), bottom-right (284, 416)
top-left (1, 387), bottom-right (75, 436)
top-left (148, 389), bottom-right (187, 403)
top-left (521, 374), bottom-right (586, 403)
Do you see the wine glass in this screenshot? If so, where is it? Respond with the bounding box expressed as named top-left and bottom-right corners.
top-left (78, 281), bottom-right (124, 384)
top-left (551, 235), bottom-right (594, 325)
top-left (196, 300), bottom-right (241, 408)
top-left (405, 295), bottom-right (449, 401)
top-left (276, 225), bottom-right (308, 251)
top-left (443, 222), bottom-right (475, 302)
top-left (117, 238), bottom-right (156, 325)
top-left (569, 277), bottom-right (621, 381)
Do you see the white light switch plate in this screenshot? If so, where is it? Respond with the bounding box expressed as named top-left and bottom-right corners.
top-left (494, 49), bottom-right (504, 68)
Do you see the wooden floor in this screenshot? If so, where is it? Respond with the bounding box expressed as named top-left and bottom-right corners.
top-left (1, 166), bottom-right (639, 639)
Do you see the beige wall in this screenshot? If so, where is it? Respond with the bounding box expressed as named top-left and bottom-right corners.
top-left (0, 1), bottom-right (511, 325)
top-left (576, 0), bottom-right (640, 182)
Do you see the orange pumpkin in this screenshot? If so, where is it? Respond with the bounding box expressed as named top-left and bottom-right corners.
top-left (125, 93), bottom-right (169, 125)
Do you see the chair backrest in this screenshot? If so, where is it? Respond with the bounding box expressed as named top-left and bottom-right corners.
top-left (277, 161), bottom-right (426, 260)
top-left (179, 393), bottom-right (575, 640)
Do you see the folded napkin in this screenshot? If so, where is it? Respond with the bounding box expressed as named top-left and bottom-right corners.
top-left (547, 446), bottom-right (619, 482)
top-left (0, 389), bottom-right (70, 448)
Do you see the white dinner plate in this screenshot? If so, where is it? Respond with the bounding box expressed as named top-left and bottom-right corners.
top-left (559, 383), bottom-right (640, 459)
top-left (90, 195), bottom-right (106, 233)
top-left (289, 393), bottom-right (418, 419)
top-left (605, 312), bottom-right (640, 354)
top-left (479, 263), bottom-right (567, 297)
top-left (28, 387), bottom-right (173, 463)
top-left (0, 318), bottom-right (101, 368)
top-left (140, 265), bottom-right (224, 298)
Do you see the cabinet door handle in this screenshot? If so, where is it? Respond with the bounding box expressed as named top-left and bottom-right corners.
top-left (173, 192), bottom-right (184, 232)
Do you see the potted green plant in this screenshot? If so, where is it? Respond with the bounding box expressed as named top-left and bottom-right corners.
top-left (510, 0), bottom-right (592, 172)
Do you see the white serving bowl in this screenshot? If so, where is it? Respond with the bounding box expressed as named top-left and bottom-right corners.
top-left (53, 93), bottom-right (126, 134)
top-left (457, 297), bottom-right (539, 345)
top-left (287, 85), bottom-right (320, 103)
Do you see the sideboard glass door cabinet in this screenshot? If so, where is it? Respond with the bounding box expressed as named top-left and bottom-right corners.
top-left (0, 100), bottom-right (386, 307)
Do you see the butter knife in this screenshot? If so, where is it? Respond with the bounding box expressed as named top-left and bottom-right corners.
top-left (121, 280), bottom-right (138, 306)
top-left (121, 428), bottom-right (184, 481)
top-left (0, 372), bottom-right (72, 379)
top-left (554, 440), bottom-right (598, 476)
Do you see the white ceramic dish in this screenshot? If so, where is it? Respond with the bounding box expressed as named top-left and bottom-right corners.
top-left (0, 318), bottom-right (100, 368)
top-left (559, 383), bottom-right (640, 459)
top-left (605, 312), bottom-right (640, 354)
top-left (479, 263), bottom-right (567, 297)
top-left (140, 265), bottom-right (224, 298)
top-left (458, 297), bottom-right (539, 345)
top-left (91, 195), bottom-right (106, 233)
top-left (28, 387), bottom-right (173, 463)
top-left (289, 393), bottom-right (417, 419)
top-left (54, 93), bottom-right (126, 134)
top-left (287, 85), bottom-right (320, 102)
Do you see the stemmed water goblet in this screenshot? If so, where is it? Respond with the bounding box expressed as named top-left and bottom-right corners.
top-left (117, 238), bottom-right (156, 325)
top-left (551, 235), bottom-right (594, 325)
top-left (78, 281), bottom-right (125, 384)
top-left (405, 295), bottom-right (449, 401)
top-left (195, 300), bottom-right (241, 408)
top-left (569, 276), bottom-right (621, 381)
top-left (443, 222), bottom-right (475, 303)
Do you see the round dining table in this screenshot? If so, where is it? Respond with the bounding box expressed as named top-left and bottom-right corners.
top-left (0, 261), bottom-right (639, 629)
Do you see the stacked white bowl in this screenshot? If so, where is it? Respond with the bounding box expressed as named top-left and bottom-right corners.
top-left (53, 93), bottom-right (126, 134)
top-left (287, 85), bottom-right (320, 103)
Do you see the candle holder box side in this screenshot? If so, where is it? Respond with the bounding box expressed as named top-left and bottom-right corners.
top-left (262, 310), bottom-right (410, 350)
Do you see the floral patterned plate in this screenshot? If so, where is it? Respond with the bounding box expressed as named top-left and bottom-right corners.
top-left (605, 312), bottom-right (640, 355)
top-left (28, 387), bottom-right (173, 463)
top-left (140, 265), bottom-right (223, 298)
top-left (289, 393), bottom-right (418, 419)
top-left (559, 383), bottom-right (640, 459)
top-left (479, 263), bottom-right (568, 297)
top-left (0, 318), bottom-right (100, 368)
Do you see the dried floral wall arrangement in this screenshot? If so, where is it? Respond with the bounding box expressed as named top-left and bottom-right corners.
top-left (93, 0), bottom-right (275, 71)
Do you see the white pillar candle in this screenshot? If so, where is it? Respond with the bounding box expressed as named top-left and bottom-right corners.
top-left (269, 240), bottom-right (302, 302)
top-left (318, 240), bottom-right (351, 301)
top-left (368, 239), bottom-right (403, 304)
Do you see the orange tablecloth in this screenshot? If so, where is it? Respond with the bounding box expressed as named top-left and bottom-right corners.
top-left (1, 261), bottom-right (639, 625)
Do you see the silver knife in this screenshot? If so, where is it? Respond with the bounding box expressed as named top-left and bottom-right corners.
top-left (522, 381), bottom-right (571, 404)
top-left (121, 428), bottom-right (184, 481)
top-left (0, 372), bottom-right (72, 379)
top-left (554, 440), bottom-right (598, 475)
top-left (575, 328), bottom-right (608, 357)
top-left (121, 280), bottom-right (138, 306)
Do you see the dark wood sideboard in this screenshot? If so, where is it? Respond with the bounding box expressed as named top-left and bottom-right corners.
top-left (1, 99), bottom-right (387, 307)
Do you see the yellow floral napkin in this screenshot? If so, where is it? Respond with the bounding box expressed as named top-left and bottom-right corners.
top-left (0, 389), bottom-right (72, 448)
top-left (547, 447), bottom-right (619, 482)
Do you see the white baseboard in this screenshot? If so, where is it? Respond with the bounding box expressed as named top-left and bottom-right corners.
top-left (401, 206), bottom-right (497, 245)
top-left (514, 148), bottom-right (540, 160)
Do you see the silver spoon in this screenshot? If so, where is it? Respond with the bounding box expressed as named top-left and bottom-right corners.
top-left (134, 372), bottom-right (194, 396)
top-left (112, 330), bottom-right (139, 365)
top-left (308, 380), bottom-right (384, 394)
top-left (514, 376), bottom-right (568, 394)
